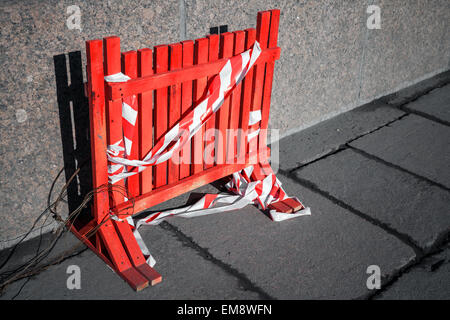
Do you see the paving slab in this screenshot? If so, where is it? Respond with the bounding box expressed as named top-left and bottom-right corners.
top-left (377, 245), bottom-right (450, 300)
top-left (405, 84), bottom-right (450, 123)
top-left (350, 115), bottom-right (450, 189)
top-left (294, 149), bottom-right (450, 250)
top-left (167, 175), bottom-right (415, 299)
top-left (0, 223), bottom-right (260, 300)
top-left (384, 70), bottom-right (450, 107)
top-left (274, 101), bottom-right (404, 171)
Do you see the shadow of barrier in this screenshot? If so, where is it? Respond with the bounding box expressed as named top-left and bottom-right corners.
top-left (53, 51), bottom-right (93, 226)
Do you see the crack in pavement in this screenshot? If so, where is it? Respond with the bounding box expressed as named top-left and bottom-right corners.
top-left (399, 105), bottom-right (450, 127)
top-left (159, 221), bottom-right (275, 300)
top-left (348, 145), bottom-right (450, 193)
top-left (367, 235), bottom-right (450, 300)
top-left (384, 73), bottom-right (450, 108)
top-left (387, 77), bottom-right (450, 127)
top-left (278, 169), bottom-right (425, 257)
top-left (286, 113), bottom-right (409, 174)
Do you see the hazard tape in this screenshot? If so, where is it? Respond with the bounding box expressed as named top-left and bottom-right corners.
top-left (104, 41), bottom-right (311, 267)
top-left (105, 41), bottom-right (262, 184)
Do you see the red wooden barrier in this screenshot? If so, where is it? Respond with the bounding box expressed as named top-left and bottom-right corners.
top-left (71, 9), bottom-right (281, 291)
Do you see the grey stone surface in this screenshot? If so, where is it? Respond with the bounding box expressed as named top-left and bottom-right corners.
top-left (406, 84), bottom-right (450, 123)
top-left (350, 115), bottom-right (450, 189)
top-left (0, 0), bottom-right (180, 243)
top-left (186, 0), bottom-right (367, 135)
top-left (274, 100), bottom-right (404, 170)
top-left (294, 149), bottom-right (450, 250)
top-left (359, 0), bottom-right (450, 102)
top-left (0, 225), bottom-right (260, 300)
top-left (168, 177), bottom-right (415, 299)
top-left (377, 245), bottom-right (450, 300)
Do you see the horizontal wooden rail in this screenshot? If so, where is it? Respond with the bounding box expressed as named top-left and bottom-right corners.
top-left (106, 46), bottom-right (280, 100)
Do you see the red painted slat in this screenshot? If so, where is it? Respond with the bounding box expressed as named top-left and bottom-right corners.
top-left (239, 28), bottom-right (256, 164)
top-left (121, 51), bottom-right (139, 198)
top-left (250, 11), bottom-right (270, 164)
top-left (227, 30), bottom-right (245, 164)
top-left (104, 37), bottom-right (126, 209)
top-left (100, 36), bottom-right (141, 277)
top-left (137, 48), bottom-right (153, 194)
top-left (204, 34), bottom-right (219, 169)
top-left (153, 45), bottom-right (169, 188)
top-left (85, 39), bottom-right (109, 223)
top-left (180, 40), bottom-right (194, 179)
top-left (216, 32), bottom-right (234, 165)
top-left (259, 9), bottom-right (280, 157)
top-left (193, 37), bottom-right (209, 174)
top-left (268, 9), bottom-right (280, 48)
top-left (168, 43), bottom-right (182, 184)
top-left (113, 219), bottom-right (161, 285)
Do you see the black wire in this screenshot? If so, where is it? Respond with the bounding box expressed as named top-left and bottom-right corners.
top-left (0, 176), bottom-right (134, 296)
top-left (0, 162), bottom-right (87, 294)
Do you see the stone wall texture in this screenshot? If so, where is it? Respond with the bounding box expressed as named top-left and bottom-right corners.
top-left (1, 0), bottom-right (449, 247)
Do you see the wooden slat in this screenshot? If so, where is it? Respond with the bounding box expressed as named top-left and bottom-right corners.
top-left (136, 264), bottom-right (163, 286)
top-left (193, 37), bottom-right (209, 174)
top-left (113, 219), bottom-right (161, 285)
top-left (227, 30), bottom-right (245, 164)
top-left (121, 50), bottom-right (140, 198)
top-left (137, 48), bottom-right (153, 194)
top-left (168, 43), bottom-right (182, 184)
top-left (239, 28), bottom-right (256, 164)
top-left (179, 41), bottom-right (194, 179)
top-left (153, 45), bottom-right (169, 188)
top-left (204, 34), bottom-right (219, 169)
top-left (85, 39), bottom-right (109, 223)
top-left (96, 37), bottom-right (143, 280)
top-left (268, 201), bottom-right (293, 213)
top-left (216, 32), bottom-right (234, 165)
top-left (250, 11), bottom-right (270, 164)
top-left (283, 198), bottom-right (304, 212)
top-left (117, 50), bottom-right (161, 288)
top-left (104, 37), bottom-right (126, 209)
top-left (106, 47), bottom-right (280, 100)
top-left (268, 9), bottom-right (280, 48)
top-left (259, 9), bottom-right (280, 158)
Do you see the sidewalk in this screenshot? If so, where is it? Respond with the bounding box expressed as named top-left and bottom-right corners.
top-left (0, 72), bottom-right (449, 300)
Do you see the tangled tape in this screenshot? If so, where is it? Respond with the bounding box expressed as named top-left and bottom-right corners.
top-left (104, 41), bottom-right (311, 267)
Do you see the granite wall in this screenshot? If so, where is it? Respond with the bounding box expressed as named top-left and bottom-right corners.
top-left (1, 0), bottom-right (449, 247)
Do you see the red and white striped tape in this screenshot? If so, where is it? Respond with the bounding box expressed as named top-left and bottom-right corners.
top-left (104, 41), bottom-right (311, 267)
top-left (103, 73), bottom-right (139, 180)
top-left (105, 41), bottom-right (262, 184)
